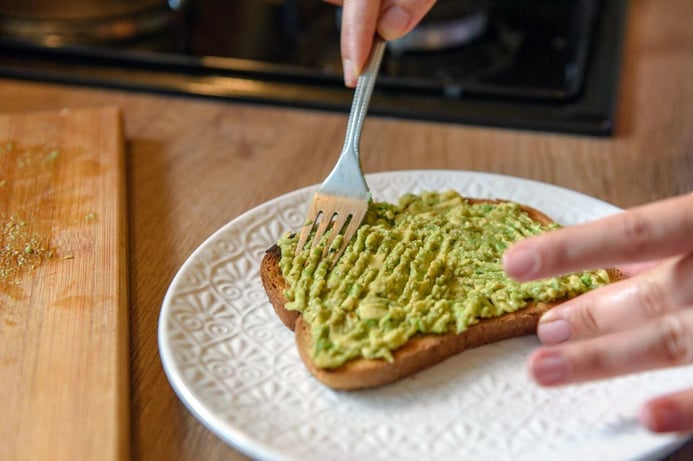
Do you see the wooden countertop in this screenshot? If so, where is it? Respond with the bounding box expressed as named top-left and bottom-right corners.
top-left (0, 0), bottom-right (691, 459)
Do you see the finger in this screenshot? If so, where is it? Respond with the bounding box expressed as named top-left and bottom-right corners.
top-left (340, 0), bottom-right (381, 87)
top-left (528, 309), bottom-right (693, 386)
top-left (377, 0), bottom-right (437, 41)
top-left (537, 254), bottom-right (693, 345)
top-left (503, 194), bottom-right (693, 282)
top-left (640, 388), bottom-right (693, 433)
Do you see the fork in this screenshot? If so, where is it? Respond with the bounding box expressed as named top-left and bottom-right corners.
top-left (295, 37), bottom-right (387, 264)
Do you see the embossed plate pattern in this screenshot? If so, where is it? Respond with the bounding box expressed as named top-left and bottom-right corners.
top-left (159, 170), bottom-right (690, 461)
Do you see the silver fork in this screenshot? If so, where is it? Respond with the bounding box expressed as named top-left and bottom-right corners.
top-left (295, 37), bottom-right (387, 264)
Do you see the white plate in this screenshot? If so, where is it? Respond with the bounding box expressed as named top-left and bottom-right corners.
top-left (159, 170), bottom-right (691, 461)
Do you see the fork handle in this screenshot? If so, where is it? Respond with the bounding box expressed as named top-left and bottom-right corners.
top-left (342, 37), bottom-right (387, 155)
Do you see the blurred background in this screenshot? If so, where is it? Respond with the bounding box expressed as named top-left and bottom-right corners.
top-left (0, 0), bottom-right (627, 135)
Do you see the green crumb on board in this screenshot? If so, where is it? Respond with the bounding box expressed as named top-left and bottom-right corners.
top-left (0, 139), bottom-right (66, 284)
top-left (0, 214), bottom-right (56, 283)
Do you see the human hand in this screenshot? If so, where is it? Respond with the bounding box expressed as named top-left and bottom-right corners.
top-left (323, 0), bottom-right (436, 87)
top-left (502, 193), bottom-right (693, 433)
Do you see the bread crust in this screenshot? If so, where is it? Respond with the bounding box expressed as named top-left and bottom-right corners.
top-left (260, 199), bottom-right (622, 390)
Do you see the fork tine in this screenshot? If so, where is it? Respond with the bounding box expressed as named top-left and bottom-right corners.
top-left (311, 210), bottom-right (335, 252)
top-left (322, 213), bottom-right (348, 257)
top-left (329, 207), bottom-right (367, 266)
top-left (341, 208), bottom-right (367, 248)
top-left (295, 210), bottom-right (319, 255)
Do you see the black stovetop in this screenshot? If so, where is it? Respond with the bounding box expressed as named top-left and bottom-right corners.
top-left (0, 0), bottom-right (627, 135)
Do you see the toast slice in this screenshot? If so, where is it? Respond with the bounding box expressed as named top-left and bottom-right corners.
top-left (261, 197), bottom-right (622, 390)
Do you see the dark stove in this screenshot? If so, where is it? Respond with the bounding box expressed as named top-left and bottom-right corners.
top-left (0, 0), bottom-right (627, 135)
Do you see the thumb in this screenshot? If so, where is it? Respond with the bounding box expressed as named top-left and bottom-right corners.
top-left (377, 0), bottom-right (437, 40)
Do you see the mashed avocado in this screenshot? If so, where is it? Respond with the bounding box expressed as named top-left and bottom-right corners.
top-left (278, 190), bottom-right (610, 369)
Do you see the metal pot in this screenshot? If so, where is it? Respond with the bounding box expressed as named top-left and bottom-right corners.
top-left (388, 0), bottom-right (491, 54)
top-left (0, 0), bottom-right (187, 46)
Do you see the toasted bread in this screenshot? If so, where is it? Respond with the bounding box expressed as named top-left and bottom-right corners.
top-left (261, 198), bottom-right (622, 390)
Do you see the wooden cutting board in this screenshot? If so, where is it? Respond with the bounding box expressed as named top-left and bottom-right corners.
top-left (0, 108), bottom-right (129, 461)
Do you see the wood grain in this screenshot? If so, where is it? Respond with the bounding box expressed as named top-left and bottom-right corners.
top-left (0, 0), bottom-right (690, 460)
top-left (0, 108), bottom-right (129, 461)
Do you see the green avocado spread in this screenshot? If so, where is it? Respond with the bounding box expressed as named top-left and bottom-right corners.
top-left (278, 190), bottom-right (610, 369)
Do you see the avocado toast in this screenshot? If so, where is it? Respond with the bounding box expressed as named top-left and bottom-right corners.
top-left (261, 191), bottom-right (622, 390)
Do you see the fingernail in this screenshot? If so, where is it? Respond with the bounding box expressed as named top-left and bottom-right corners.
top-left (342, 58), bottom-right (356, 87)
top-left (537, 319), bottom-right (571, 345)
top-left (640, 400), bottom-right (682, 432)
top-left (503, 246), bottom-right (540, 279)
top-left (530, 351), bottom-right (569, 385)
top-left (378, 6), bottom-right (411, 40)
